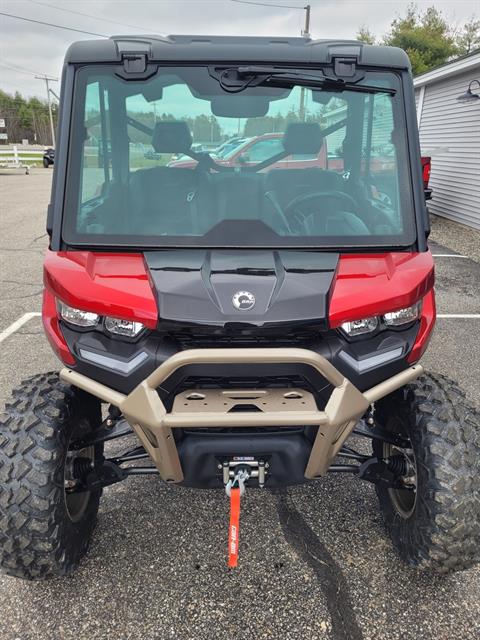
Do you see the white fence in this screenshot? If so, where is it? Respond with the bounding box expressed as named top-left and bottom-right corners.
top-left (0, 146), bottom-right (45, 174)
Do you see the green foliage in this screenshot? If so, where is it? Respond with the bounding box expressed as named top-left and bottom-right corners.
top-left (243, 109), bottom-right (300, 137)
top-left (189, 114), bottom-right (221, 143)
top-left (242, 102), bottom-right (337, 137)
top-left (0, 89), bottom-right (56, 144)
top-left (383, 4), bottom-right (457, 75)
top-left (356, 26), bottom-right (376, 45)
top-left (124, 111), bottom-right (222, 144)
top-left (357, 4), bottom-right (480, 75)
top-left (456, 17), bottom-right (480, 55)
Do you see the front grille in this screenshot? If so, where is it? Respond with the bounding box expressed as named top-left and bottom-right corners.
top-left (172, 330), bottom-right (319, 349)
top-left (182, 426), bottom-right (304, 435)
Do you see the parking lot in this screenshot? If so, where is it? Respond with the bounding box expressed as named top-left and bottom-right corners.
top-left (0, 170), bottom-right (479, 640)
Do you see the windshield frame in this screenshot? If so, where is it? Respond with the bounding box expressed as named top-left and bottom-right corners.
top-left (59, 63), bottom-right (421, 252)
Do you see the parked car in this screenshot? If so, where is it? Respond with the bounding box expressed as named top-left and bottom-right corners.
top-left (43, 147), bottom-right (54, 168)
top-left (211, 137), bottom-right (249, 158)
top-left (168, 132), bottom-right (327, 170)
top-left (143, 147), bottom-right (162, 160)
top-left (421, 156), bottom-right (433, 200)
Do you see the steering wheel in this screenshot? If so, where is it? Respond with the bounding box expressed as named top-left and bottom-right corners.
top-left (284, 191), bottom-right (359, 224)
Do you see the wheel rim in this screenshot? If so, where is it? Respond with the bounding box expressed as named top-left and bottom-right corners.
top-left (383, 440), bottom-right (418, 519)
top-left (64, 444), bottom-right (94, 523)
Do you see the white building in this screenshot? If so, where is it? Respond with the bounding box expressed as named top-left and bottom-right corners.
top-left (414, 51), bottom-right (480, 230)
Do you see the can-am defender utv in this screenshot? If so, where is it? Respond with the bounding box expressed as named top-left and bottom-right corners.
top-left (1, 35), bottom-right (479, 579)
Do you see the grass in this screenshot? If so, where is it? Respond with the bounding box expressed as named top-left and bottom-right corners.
top-left (0, 149), bottom-right (44, 167)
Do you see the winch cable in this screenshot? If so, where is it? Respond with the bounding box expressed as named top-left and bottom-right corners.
top-left (225, 467), bottom-right (250, 568)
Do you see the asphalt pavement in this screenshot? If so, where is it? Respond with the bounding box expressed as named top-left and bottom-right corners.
top-left (0, 170), bottom-right (479, 640)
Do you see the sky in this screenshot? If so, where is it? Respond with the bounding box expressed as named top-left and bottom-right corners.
top-left (1, 0), bottom-right (479, 101)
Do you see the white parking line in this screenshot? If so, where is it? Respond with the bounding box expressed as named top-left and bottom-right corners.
top-left (438, 314), bottom-right (480, 318)
top-left (432, 254), bottom-right (468, 258)
top-left (0, 312), bottom-right (41, 344)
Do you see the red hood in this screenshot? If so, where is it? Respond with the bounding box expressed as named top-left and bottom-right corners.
top-left (329, 251), bottom-right (435, 327)
top-left (43, 250), bottom-right (158, 328)
top-left (43, 249), bottom-right (435, 366)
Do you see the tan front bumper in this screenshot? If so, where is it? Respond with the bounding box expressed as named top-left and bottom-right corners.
top-left (60, 348), bottom-right (423, 483)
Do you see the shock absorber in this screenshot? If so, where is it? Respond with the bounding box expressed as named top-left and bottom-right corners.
top-left (72, 456), bottom-right (94, 478)
top-left (385, 455), bottom-right (409, 476)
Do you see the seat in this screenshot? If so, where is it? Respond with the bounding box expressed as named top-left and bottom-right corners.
top-left (265, 167), bottom-right (345, 210)
top-left (263, 122), bottom-right (369, 236)
top-left (128, 122), bottom-right (213, 235)
top-left (213, 173), bottom-right (265, 222)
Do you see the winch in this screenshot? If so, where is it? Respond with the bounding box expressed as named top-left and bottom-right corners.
top-left (222, 457), bottom-right (268, 489)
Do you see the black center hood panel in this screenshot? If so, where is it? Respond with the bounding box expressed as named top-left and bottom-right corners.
top-left (144, 250), bottom-right (339, 328)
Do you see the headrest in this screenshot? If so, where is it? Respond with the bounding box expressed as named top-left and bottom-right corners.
top-left (283, 122), bottom-right (323, 155)
top-left (152, 121), bottom-right (192, 154)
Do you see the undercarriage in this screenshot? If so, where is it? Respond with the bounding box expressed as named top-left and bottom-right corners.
top-left (60, 347), bottom-right (423, 490)
top-left (65, 413), bottom-right (419, 495)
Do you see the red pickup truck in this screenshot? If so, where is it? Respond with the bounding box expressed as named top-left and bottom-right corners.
top-left (169, 132), bottom-right (327, 170)
top-left (422, 156), bottom-right (433, 200)
top-left (169, 133), bottom-right (432, 200)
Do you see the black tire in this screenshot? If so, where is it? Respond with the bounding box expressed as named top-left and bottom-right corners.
top-left (373, 372), bottom-right (480, 573)
top-left (43, 157), bottom-right (49, 168)
top-left (0, 372), bottom-right (103, 580)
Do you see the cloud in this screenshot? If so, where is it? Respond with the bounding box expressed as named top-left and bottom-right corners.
top-left (0, 0), bottom-right (478, 98)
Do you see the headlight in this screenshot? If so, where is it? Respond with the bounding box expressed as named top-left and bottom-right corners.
top-left (58, 301), bottom-right (99, 327)
top-left (383, 303), bottom-right (421, 326)
top-left (104, 317), bottom-right (145, 337)
top-left (341, 316), bottom-right (378, 337)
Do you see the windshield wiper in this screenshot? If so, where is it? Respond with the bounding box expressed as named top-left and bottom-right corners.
top-left (219, 66), bottom-right (396, 95)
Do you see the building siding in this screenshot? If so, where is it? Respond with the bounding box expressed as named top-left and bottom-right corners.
top-left (415, 67), bottom-right (480, 230)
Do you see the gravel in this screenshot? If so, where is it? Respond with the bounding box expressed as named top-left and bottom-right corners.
top-left (429, 212), bottom-right (480, 262)
top-left (0, 171), bottom-right (479, 640)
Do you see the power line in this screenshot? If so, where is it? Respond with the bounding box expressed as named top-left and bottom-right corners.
top-left (230, 0), bottom-right (311, 36)
top-left (0, 12), bottom-right (107, 37)
top-left (0, 64), bottom-right (38, 77)
top-left (0, 62), bottom-right (44, 77)
top-left (27, 0), bottom-right (153, 33)
top-left (231, 0), bottom-right (307, 9)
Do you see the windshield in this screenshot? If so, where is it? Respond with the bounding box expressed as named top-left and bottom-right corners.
top-left (63, 65), bottom-right (416, 248)
top-left (213, 138), bottom-right (250, 159)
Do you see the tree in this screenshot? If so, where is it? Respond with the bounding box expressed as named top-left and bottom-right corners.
top-left (0, 89), bottom-right (56, 144)
top-left (383, 4), bottom-right (457, 75)
top-left (188, 114), bottom-right (221, 143)
top-left (456, 18), bottom-right (480, 56)
top-left (356, 26), bottom-right (376, 45)
top-left (356, 4), bottom-right (480, 76)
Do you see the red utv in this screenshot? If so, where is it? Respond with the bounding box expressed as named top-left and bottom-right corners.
top-left (1, 35), bottom-right (478, 579)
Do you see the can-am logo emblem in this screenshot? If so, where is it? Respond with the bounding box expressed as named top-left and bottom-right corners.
top-left (232, 291), bottom-right (256, 311)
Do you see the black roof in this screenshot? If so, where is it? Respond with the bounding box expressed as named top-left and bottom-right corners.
top-left (64, 35), bottom-right (410, 69)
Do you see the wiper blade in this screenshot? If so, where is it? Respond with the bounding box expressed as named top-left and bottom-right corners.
top-left (220, 66), bottom-right (396, 95)
top-left (264, 74), bottom-right (396, 95)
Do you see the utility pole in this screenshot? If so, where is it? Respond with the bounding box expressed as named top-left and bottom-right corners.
top-left (35, 75), bottom-right (58, 147)
top-left (231, 1), bottom-right (312, 120)
top-left (299, 5), bottom-right (311, 120)
top-left (301, 4), bottom-right (311, 37)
